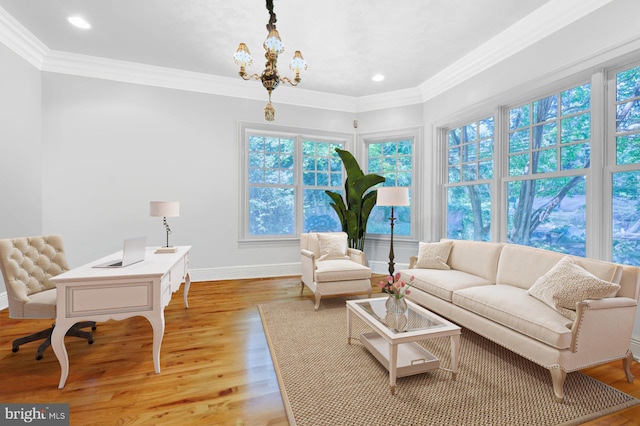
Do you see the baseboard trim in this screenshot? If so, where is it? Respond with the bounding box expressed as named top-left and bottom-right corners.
top-left (188, 262), bottom-right (301, 282)
top-left (0, 291), bottom-right (7, 311)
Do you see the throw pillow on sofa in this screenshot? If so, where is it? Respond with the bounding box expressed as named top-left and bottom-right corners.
top-left (317, 233), bottom-right (350, 261)
top-left (415, 241), bottom-right (453, 270)
top-left (527, 256), bottom-right (620, 320)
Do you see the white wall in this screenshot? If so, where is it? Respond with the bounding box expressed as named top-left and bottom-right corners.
top-left (40, 72), bottom-right (356, 278)
top-left (0, 42), bottom-right (42, 295)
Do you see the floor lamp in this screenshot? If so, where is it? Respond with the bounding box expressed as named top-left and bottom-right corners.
top-left (376, 187), bottom-right (409, 277)
top-left (150, 201), bottom-right (180, 253)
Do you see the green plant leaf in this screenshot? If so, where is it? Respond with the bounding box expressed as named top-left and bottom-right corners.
top-left (323, 148), bottom-right (385, 251)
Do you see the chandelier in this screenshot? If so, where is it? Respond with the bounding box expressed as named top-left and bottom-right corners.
top-left (233, 0), bottom-right (307, 122)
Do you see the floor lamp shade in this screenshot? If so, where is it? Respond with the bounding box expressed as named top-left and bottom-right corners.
top-left (377, 187), bottom-right (409, 207)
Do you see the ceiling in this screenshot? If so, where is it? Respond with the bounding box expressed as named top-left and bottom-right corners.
top-left (0, 0), bottom-right (561, 98)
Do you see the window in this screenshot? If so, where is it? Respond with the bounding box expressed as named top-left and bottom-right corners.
top-left (302, 140), bottom-right (344, 232)
top-left (611, 65), bottom-right (640, 265)
top-left (241, 123), bottom-right (349, 241)
top-left (248, 134), bottom-right (296, 236)
top-left (365, 134), bottom-right (416, 237)
top-left (506, 83), bottom-right (591, 256)
top-left (445, 117), bottom-right (494, 241)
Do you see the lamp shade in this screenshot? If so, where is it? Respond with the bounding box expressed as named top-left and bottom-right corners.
top-left (376, 187), bottom-right (409, 207)
top-left (150, 201), bottom-right (180, 217)
top-left (233, 43), bottom-right (253, 67)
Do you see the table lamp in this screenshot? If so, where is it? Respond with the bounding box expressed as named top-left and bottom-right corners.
top-left (150, 201), bottom-right (180, 253)
top-left (376, 187), bottom-right (409, 276)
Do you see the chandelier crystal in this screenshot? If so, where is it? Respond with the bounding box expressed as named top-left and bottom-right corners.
top-left (233, 0), bottom-right (307, 122)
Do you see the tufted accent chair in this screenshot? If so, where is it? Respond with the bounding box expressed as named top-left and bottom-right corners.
top-left (0, 235), bottom-right (96, 359)
top-left (300, 232), bottom-right (372, 310)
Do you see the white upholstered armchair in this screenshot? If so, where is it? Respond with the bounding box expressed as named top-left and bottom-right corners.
top-left (0, 235), bottom-right (96, 359)
top-left (300, 232), bottom-right (372, 310)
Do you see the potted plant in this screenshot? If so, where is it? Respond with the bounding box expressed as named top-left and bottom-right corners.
top-left (325, 148), bottom-right (385, 251)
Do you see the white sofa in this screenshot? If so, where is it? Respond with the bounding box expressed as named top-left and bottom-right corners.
top-left (397, 239), bottom-right (640, 402)
top-left (300, 232), bottom-right (372, 310)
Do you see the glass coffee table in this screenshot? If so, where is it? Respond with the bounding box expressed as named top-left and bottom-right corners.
top-left (346, 297), bottom-right (461, 394)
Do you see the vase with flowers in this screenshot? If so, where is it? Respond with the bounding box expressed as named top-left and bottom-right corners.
top-left (379, 273), bottom-right (414, 331)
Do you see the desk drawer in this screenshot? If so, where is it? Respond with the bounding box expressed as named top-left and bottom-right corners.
top-left (66, 280), bottom-right (154, 317)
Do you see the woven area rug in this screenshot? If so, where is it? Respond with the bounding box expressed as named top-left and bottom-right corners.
top-left (259, 298), bottom-right (639, 426)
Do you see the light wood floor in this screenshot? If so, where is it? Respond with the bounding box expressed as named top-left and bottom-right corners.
top-left (2, 276), bottom-right (640, 425)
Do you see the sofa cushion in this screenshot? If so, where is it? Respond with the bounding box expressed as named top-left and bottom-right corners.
top-left (315, 259), bottom-right (370, 282)
top-left (415, 241), bottom-right (452, 270)
top-left (453, 285), bottom-right (573, 349)
top-left (527, 256), bottom-right (620, 320)
top-left (400, 268), bottom-right (493, 302)
top-left (445, 240), bottom-right (503, 283)
top-left (496, 244), bottom-right (621, 290)
top-left (316, 233), bottom-right (349, 261)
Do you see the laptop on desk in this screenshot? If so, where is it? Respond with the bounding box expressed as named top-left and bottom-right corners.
top-left (93, 236), bottom-right (147, 268)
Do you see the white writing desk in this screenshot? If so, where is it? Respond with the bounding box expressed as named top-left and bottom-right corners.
top-left (49, 246), bottom-right (191, 389)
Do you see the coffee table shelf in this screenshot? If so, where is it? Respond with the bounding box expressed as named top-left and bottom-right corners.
top-left (360, 331), bottom-right (440, 377)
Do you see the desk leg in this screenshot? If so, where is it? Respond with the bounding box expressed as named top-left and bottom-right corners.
top-left (143, 313), bottom-right (165, 374)
top-left (183, 272), bottom-right (191, 309)
top-left (450, 333), bottom-right (460, 380)
top-left (51, 321), bottom-right (73, 389)
top-left (389, 343), bottom-right (398, 395)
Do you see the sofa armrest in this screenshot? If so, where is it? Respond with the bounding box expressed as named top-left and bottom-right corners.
top-left (301, 249), bottom-right (316, 286)
top-left (570, 297), bottom-right (638, 353)
top-left (347, 248), bottom-right (366, 265)
top-left (409, 256), bottom-right (417, 269)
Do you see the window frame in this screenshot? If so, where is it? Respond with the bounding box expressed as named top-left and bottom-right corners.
top-left (238, 121), bottom-right (353, 245)
top-left (360, 127), bottom-right (422, 242)
top-left (443, 115), bottom-right (496, 242)
top-left (605, 62), bottom-right (640, 264)
top-left (501, 80), bottom-right (593, 256)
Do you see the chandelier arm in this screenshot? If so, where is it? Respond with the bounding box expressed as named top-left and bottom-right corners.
top-left (240, 73), bottom-right (262, 81)
top-left (280, 76), bottom-right (301, 87)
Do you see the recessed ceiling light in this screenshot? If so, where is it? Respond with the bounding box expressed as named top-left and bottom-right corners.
top-left (372, 74), bottom-right (385, 82)
top-left (67, 16), bottom-right (91, 30)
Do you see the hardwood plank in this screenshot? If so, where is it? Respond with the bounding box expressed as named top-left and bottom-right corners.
top-left (0, 276), bottom-right (638, 425)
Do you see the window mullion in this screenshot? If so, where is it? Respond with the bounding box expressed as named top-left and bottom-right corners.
top-left (495, 106), bottom-right (508, 242)
top-left (589, 68), bottom-right (606, 259)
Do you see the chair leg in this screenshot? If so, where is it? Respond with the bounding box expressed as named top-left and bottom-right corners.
top-left (66, 322), bottom-right (95, 345)
top-left (12, 326), bottom-right (54, 353)
top-left (36, 334), bottom-right (52, 360)
top-left (11, 321), bottom-right (97, 360)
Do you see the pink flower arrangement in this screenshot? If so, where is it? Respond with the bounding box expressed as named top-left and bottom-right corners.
top-left (380, 272), bottom-right (415, 299)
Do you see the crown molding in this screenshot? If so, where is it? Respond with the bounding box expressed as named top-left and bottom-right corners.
top-left (0, 0), bottom-right (616, 113)
top-left (0, 4), bottom-right (421, 113)
top-left (356, 88), bottom-right (424, 112)
top-left (419, 0), bottom-right (615, 101)
top-left (42, 50), bottom-right (363, 113)
top-left (0, 6), bottom-right (48, 68)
